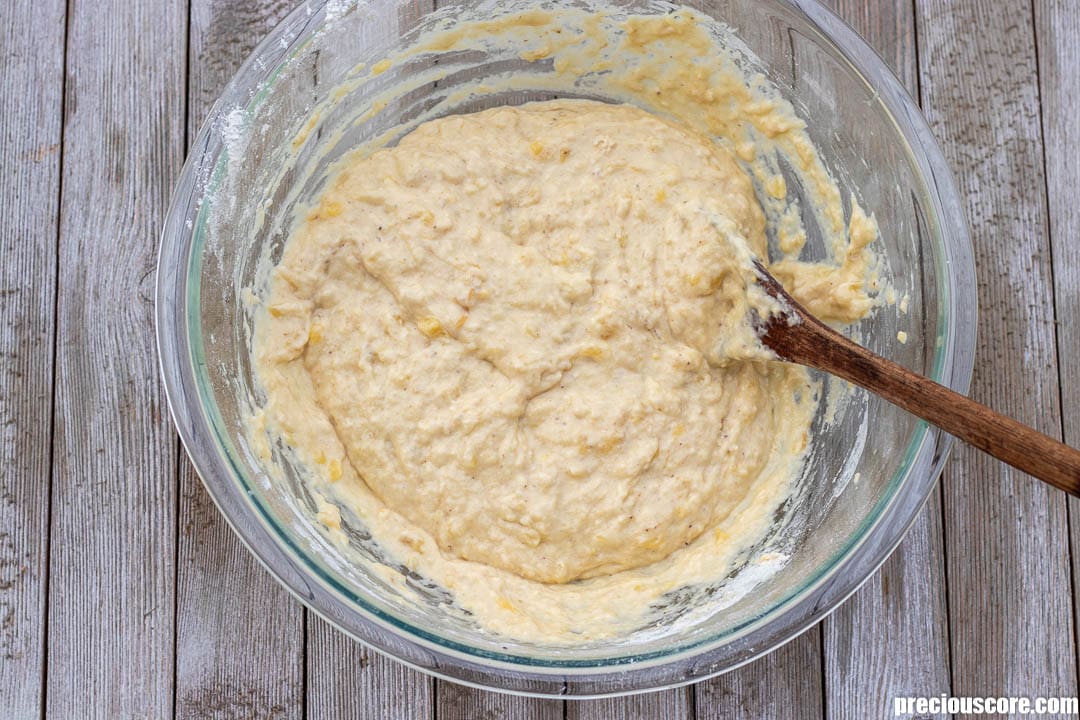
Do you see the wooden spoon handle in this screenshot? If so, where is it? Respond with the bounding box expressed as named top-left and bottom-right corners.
top-left (792, 316), bottom-right (1080, 495)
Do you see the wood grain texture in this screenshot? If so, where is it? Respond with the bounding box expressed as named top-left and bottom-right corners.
top-left (916, 0), bottom-right (1078, 708)
top-left (824, 0), bottom-right (919, 85)
top-left (0, 0), bottom-right (66, 717)
top-left (436, 679), bottom-right (563, 720)
top-left (174, 1), bottom-right (306, 718)
top-left (307, 616), bottom-right (433, 720)
top-left (696, 631), bottom-right (822, 720)
top-left (1034, 0), bottom-right (1080, 682)
top-left (822, 500), bottom-right (951, 719)
top-left (569, 686), bottom-right (692, 720)
top-left (175, 465), bottom-right (305, 720)
top-left (816, 4), bottom-right (953, 716)
top-left (43, 0), bottom-right (187, 716)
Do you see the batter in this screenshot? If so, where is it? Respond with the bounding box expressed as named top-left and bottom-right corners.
top-left (260, 99), bottom-right (804, 582)
top-left (251, 9), bottom-right (881, 641)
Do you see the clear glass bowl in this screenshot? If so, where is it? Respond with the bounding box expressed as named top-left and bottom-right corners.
top-left (157, 0), bottom-right (976, 697)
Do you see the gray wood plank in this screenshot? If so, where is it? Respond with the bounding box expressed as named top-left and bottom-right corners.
top-left (696, 629), bottom-right (822, 720)
top-left (43, 0), bottom-right (187, 716)
top-left (174, 1), bottom-right (306, 718)
top-left (1034, 0), bottom-right (1080, 689)
top-left (916, 0), bottom-right (1078, 708)
top-left (436, 679), bottom-right (563, 720)
top-left (307, 616), bottom-right (433, 720)
top-left (0, 0), bottom-right (66, 717)
top-left (175, 465), bottom-right (305, 720)
top-left (825, 0), bottom-right (919, 88)
top-left (569, 686), bottom-right (692, 720)
top-left (818, 2), bottom-right (952, 717)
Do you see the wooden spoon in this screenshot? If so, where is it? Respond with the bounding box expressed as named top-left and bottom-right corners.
top-left (751, 260), bottom-right (1080, 497)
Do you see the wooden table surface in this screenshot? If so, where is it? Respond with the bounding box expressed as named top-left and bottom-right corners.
top-left (3, 0), bottom-right (1078, 717)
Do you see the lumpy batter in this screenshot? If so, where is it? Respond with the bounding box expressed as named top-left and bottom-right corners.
top-left (252, 10), bottom-right (881, 641)
top-left (260, 100), bottom-right (804, 584)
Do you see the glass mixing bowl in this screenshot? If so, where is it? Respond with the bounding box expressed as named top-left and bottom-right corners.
top-left (157, 0), bottom-right (976, 697)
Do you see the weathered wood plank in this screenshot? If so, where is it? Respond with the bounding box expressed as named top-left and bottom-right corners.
top-left (307, 616), bottom-right (433, 720)
top-left (696, 630), bottom-right (822, 720)
top-left (174, 1), bottom-right (306, 718)
top-left (916, 0), bottom-right (1077, 707)
top-left (1034, 0), bottom-right (1080, 687)
top-left (43, 0), bottom-right (187, 716)
top-left (0, 0), bottom-right (66, 717)
top-left (818, 2), bottom-right (952, 716)
top-left (825, 0), bottom-right (919, 86)
top-left (437, 679), bottom-right (563, 720)
top-left (175, 465), bottom-right (305, 720)
top-left (569, 686), bottom-right (692, 720)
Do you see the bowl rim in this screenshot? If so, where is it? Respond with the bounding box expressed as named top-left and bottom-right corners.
top-left (156, 0), bottom-right (977, 696)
